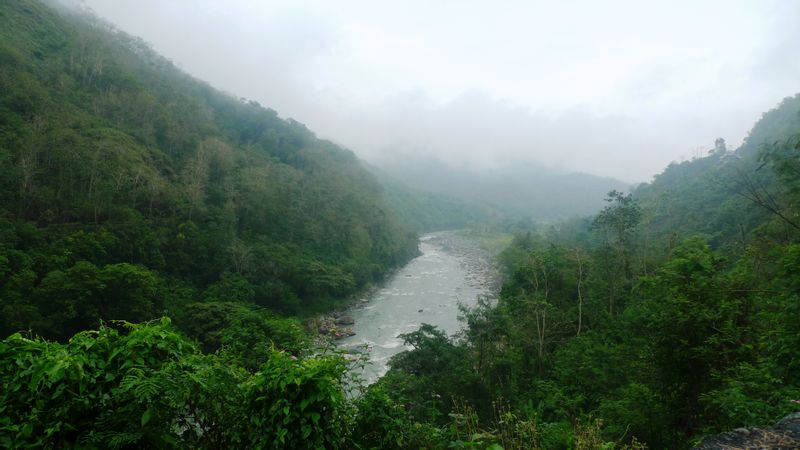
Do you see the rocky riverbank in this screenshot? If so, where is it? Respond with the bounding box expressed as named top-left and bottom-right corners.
top-left (433, 231), bottom-right (501, 294)
top-left (306, 312), bottom-right (358, 340)
top-left (306, 231), bottom-right (500, 343)
top-left (693, 412), bottom-right (800, 449)
top-left (306, 231), bottom-right (500, 356)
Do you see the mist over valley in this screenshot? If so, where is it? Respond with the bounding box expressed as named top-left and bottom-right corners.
top-left (2, 1), bottom-right (800, 449)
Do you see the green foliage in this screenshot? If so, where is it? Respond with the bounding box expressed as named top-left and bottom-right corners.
top-left (700, 361), bottom-right (800, 432)
top-left (351, 385), bottom-right (419, 449)
top-left (176, 301), bottom-right (307, 369)
top-left (2, 2), bottom-right (800, 449)
top-left (35, 261), bottom-right (161, 339)
top-left (592, 191), bottom-right (642, 247)
top-left (365, 96), bottom-right (800, 448)
top-left (245, 349), bottom-right (349, 449)
top-left (0, 319), bottom-right (353, 449)
top-left (0, 318), bottom-right (199, 448)
top-left (218, 306), bottom-right (308, 371)
top-left (0, 0), bottom-right (417, 342)
top-left (383, 324), bottom-right (488, 422)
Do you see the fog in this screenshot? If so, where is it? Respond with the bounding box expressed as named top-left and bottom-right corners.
top-left (82, 0), bottom-right (800, 183)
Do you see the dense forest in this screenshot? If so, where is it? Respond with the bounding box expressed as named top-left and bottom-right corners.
top-left (2, 1), bottom-right (800, 449)
top-left (0, 0), bottom-right (417, 345)
top-left (363, 95), bottom-right (800, 448)
top-left (378, 176), bottom-right (507, 233)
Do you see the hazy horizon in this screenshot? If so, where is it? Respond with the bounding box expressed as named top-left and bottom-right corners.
top-left (77, 0), bottom-right (800, 183)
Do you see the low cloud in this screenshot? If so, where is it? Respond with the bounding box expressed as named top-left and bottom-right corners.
top-left (81, 0), bottom-right (800, 183)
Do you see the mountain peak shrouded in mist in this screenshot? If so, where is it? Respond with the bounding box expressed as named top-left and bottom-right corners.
top-left (72, 0), bottom-right (800, 183)
top-left (375, 155), bottom-right (629, 220)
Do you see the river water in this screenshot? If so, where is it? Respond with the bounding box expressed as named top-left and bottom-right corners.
top-left (339, 231), bottom-right (497, 384)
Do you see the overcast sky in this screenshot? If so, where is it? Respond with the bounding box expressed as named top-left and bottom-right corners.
top-left (82, 0), bottom-right (800, 183)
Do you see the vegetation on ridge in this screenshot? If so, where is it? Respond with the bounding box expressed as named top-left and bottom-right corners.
top-left (1, 1), bottom-right (799, 449)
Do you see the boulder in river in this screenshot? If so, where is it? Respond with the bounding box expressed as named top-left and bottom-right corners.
top-left (307, 316), bottom-right (336, 336)
top-left (333, 328), bottom-right (356, 340)
top-left (335, 315), bottom-right (355, 326)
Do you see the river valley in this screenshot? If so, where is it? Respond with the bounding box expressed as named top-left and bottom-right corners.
top-left (338, 231), bottom-right (498, 384)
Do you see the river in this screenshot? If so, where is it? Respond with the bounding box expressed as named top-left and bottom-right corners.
top-left (338, 231), bottom-right (498, 384)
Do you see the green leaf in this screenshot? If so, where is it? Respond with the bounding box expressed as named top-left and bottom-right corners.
top-left (140, 408), bottom-right (151, 427)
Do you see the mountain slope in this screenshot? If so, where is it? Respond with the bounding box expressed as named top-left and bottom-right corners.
top-left (360, 95), bottom-right (800, 449)
top-left (633, 94), bottom-right (800, 251)
top-left (0, 0), bottom-right (417, 339)
top-left (376, 156), bottom-right (630, 221)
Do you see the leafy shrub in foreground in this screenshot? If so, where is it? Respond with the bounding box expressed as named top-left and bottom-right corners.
top-left (0, 318), bottom-right (349, 449)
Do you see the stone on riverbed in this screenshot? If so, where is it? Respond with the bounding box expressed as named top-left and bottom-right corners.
top-left (333, 328), bottom-right (356, 340)
top-left (335, 315), bottom-right (355, 326)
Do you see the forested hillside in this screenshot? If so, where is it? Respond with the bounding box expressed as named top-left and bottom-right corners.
top-left (0, 0), bottom-right (417, 342)
top-left (378, 176), bottom-right (507, 232)
top-left (634, 94), bottom-right (800, 251)
top-left (2, 1), bottom-right (800, 449)
top-left (360, 96), bottom-right (800, 449)
top-left (376, 156), bottom-right (630, 221)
